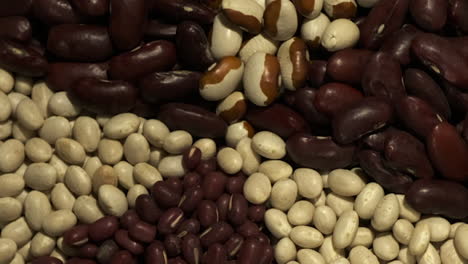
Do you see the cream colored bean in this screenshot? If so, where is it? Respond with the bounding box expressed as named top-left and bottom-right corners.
top-left (39, 116), bottom-right (71, 145)
top-left (31, 82), bottom-right (53, 118)
top-left (25, 137), bottom-right (52, 163)
top-left (277, 37), bottom-right (308, 91)
top-left (332, 210), bottom-right (359, 249)
top-left (419, 217), bottom-right (450, 242)
top-left (0, 120), bottom-right (12, 140)
top-left (270, 179), bottom-right (297, 211)
top-left (251, 131), bottom-right (286, 159)
top-left (225, 120), bottom-right (254, 147)
top-left (8, 253), bottom-right (24, 264)
top-left (297, 249), bottom-right (325, 264)
top-left (114, 161), bottom-right (135, 190)
top-left (216, 93), bottom-right (249, 125)
top-left (236, 137), bottom-right (261, 175)
top-left (0, 173), bottom-right (24, 198)
top-left (417, 244), bottom-right (441, 264)
top-left (349, 246), bottom-right (379, 264)
top-left (319, 236), bottom-right (345, 263)
top-left (149, 148), bottom-right (166, 168)
top-left (143, 119), bottom-right (170, 148)
top-left (42, 210), bottom-right (77, 237)
top-left (321, 19), bottom-right (360, 52)
top-left (50, 249), bottom-right (66, 263)
top-left (393, 219), bottom-right (414, 245)
top-left (24, 163), bottom-right (57, 191)
top-left (8, 93), bottom-right (28, 116)
top-left (98, 184), bottom-right (128, 217)
top-left (64, 165), bottom-right (91, 196)
top-left (92, 165), bottom-right (118, 193)
top-left (373, 233), bottom-right (400, 261)
top-left (243, 172), bottom-right (271, 204)
top-left (354, 182), bottom-right (384, 220)
top-left (1, 217), bottom-right (33, 248)
top-left (326, 193), bottom-right (354, 217)
top-left (134, 162), bottom-right (162, 187)
top-left (313, 205), bottom-right (337, 235)
top-left (287, 200), bottom-right (314, 226)
top-left (14, 163), bottom-right (27, 178)
top-left (409, 222), bottom-right (431, 256)
top-left (398, 247), bottom-right (416, 264)
top-left (307, 187), bottom-right (323, 206)
top-left (127, 184), bottom-right (148, 208)
top-left (162, 130), bottom-right (192, 155)
top-left (193, 138), bottom-right (217, 160)
top-left (0, 139), bottom-right (24, 173)
top-left (0, 238), bottom-right (16, 264)
top-left (440, 239), bottom-right (467, 264)
top-left (24, 191), bottom-right (52, 231)
top-left (83, 156), bottom-right (102, 178)
top-left (14, 190), bottom-right (28, 206)
top-left (350, 227), bottom-right (374, 248)
top-left (12, 122), bottom-right (35, 143)
top-left (16, 98), bottom-right (44, 131)
top-left (55, 138), bottom-right (86, 165)
top-left (265, 208), bottom-right (291, 238)
top-left (210, 13), bottom-right (243, 60)
top-left (14, 76), bottom-right (33, 95)
top-left (96, 114), bottom-right (111, 127)
top-left (72, 116), bottom-right (101, 153)
top-left (124, 133), bottom-right (150, 165)
top-left (200, 57), bottom-right (245, 101)
top-left (98, 139), bottom-right (123, 165)
top-left (157, 155), bottom-right (186, 178)
top-left (292, 168), bottom-right (322, 199)
top-left (0, 91), bottom-right (11, 122)
top-left (275, 237), bottom-right (297, 264)
top-left (50, 183), bottom-right (76, 210)
top-left (263, 0), bottom-right (298, 41)
top-left (328, 169), bottom-right (366, 197)
top-left (371, 194), bottom-right (400, 232)
top-left (450, 222), bottom-right (464, 239)
top-left (73, 195), bottom-right (104, 224)
top-left (320, 173), bottom-right (329, 188)
top-left (454, 224), bottom-right (468, 260)
top-left (238, 33), bottom-right (279, 63)
top-left (103, 113), bottom-right (140, 139)
top-left (56, 237), bottom-right (78, 257)
top-left (396, 195), bottom-right (421, 223)
top-left (301, 13), bottom-right (330, 49)
top-left (0, 197), bottom-right (22, 223)
top-left (324, 0), bottom-right (357, 18)
top-left (30, 232), bottom-right (55, 257)
top-left (330, 258), bottom-right (350, 264)
top-left (290, 226), bottom-right (324, 248)
top-left (48, 92), bottom-right (81, 118)
top-left (258, 160), bottom-right (292, 183)
top-left (17, 242), bottom-right (31, 262)
top-left (0, 68), bottom-right (14, 93)
top-left (221, 0), bottom-right (263, 34)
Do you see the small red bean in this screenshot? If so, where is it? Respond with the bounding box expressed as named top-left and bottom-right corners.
top-left (64, 224), bottom-right (89, 246)
top-left (179, 187), bottom-right (204, 213)
top-left (183, 172), bottom-right (202, 190)
top-left (152, 181), bottom-right (182, 208)
top-left (216, 193), bottom-right (230, 222)
top-left (129, 221), bottom-right (157, 243)
top-left (110, 250), bottom-right (134, 264)
top-left (176, 219), bottom-right (201, 238)
top-left (226, 173), bottom-right (247, 194)
top-left (145, 241), bottom-right (168, 264)
top-left (158, 208), bottom-right (185, 235)
top-left (66, 258), bottom-right (97, 264)
top-left (202, 243), bottom-right (227, 264)
top-left (89, 216), bottom-right (119, 242)
top-left (114, 229), bottom-right (144, 255)
top-left (31, 256), bottom-right (63, 264)
top-left (164, 234), bottom-right (182, 257)
top-left (236, 221), bottom-right (260, 238)
top-left (182, 234), bottom-right (202, 264)
top-left (202, 171), bottom-right (227, 201)
top-left (96, 240), bottom-right (119, 264)
top-left (182, 147), bottom-right (202, 170)
top-left (78, 243), bottom-right (99, 259)
top-left (135, 194), bottom-right (162, 223)
top-left (238, 237), bottom-right (263, 264)
top-left (228, 194), bottom-right (248, 226)
top-left (120, 210), bottom-right (140, 230)
top-left (195, 158), bottom-right (217, 175)
top-left (224, 233), bottom-right (244, 258)
top-left (166, 178), bottom-right (183, 195)
top-left (197, 200), bottom-right (219, 227)
top-left (200, 221), bottom-right (234, 248)
top-left (247, 205), bottom-right (266, 223)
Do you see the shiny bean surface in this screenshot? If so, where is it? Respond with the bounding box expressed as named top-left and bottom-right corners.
top-left (409, 0), bottom-right (447, 31)
top-left (109, 0), bottom-right (147, 51)
top-left (152, 0), bottom-right (216, 25)
top-left (396, 96), bottom-right (443, 138)
top-left (46, 62), bottom-right (108, 92)
top-left (315, 82), bottom-right (363, 118)
top-left (379, 24), bottom-right (421, 65)
top-left (70, 0), bottom-right (109, 16)
top-left (0, 39), bottom-right (48, 77)
top-left (326, 49), bottom-right (373, 85)
top-left (0, 16), bottom-right (32, 42)
top-left (175, 21), bottom-right (215, 71)
top-left (32, 0), bottom-right (85, 25)
top-left (284, 88), bottom-right (330, 128)
top-left (0, 0), bottom-right (32, 17)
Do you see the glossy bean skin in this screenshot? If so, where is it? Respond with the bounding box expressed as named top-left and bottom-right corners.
top-left (135, 194), bottom-right (162, 223)
top-left (115, 229), bottom-right (144, 255)
top-left (228, 194), bottom-right (248, 226)
top-left (158, 208), bottom-right (185, 235)
top-left (109, 0), bottom-right (147, 51)
top-left (89, 216), bottom-right (120, 242)
top-left (226, 173), bottom-right (246, 194)
top-left (152, 181), bottom-right (182, 209)
top-left (203, 243), bottom-right (227, 264)
top-left (183, 149), bottom-right (202, 171)
top-left (79, 243), bottom-right (99, 258)
top-left (165, 234), bottom-right (182, 257)
top-left (196, 158), bottom-right (218, 176)
top-left (32, 0), bottom-right (86, 25)
top-left (326, 49), bottom-right (374, 85)
top-left (0, 38), bottom-right (48, 77)
top-left (120, 210), bottom-right (140, 229)
top-left (404, 68), bottom-right (451, 119)
top-left (31, 256), bottom-right (64, 264)
top-left (236, 221), bottom-right (260, 238)
top-left (169, 257), bottom-right (188, 264)
top-left (427, 122), bottom-right (468, 182)
top-left (0, 0), bottom-right (32, 17)
top-left (308, 60), bottom-right (328, 87)
top-left (47, 24), bottom-right (114, 62)
top-left (64, 224), bottom-right (89, 246)
top-left (177, 219), bottom-right (201, 237)
top-left (64, 258), bottom-right (96, 264)
top-left (358, 150), bottom-right (413, 193)
top-left (70, 77), bottom-right (138, 114)
top-left (406, 179), bottom-right (468, 219)
top-left (182, 234), bottom-right (202, 264)
top-left (0, 16), bottom-right (31, 42)
top-left (145, 241), bottom-right (167, 264)
top-left (448, 0), bottom-right (468, 34)
top-left (140, 71), bottom-right (202, 104)
top-left (145, 20), bottom-right (178, 40)
top-left (379, 24), bottom-right (421, 65)
top-left (71, 0), bottom-right (109, 16)
top-left (284, 88), bottom-right (330, 128)
top-left (333, 97), bottom-right (394, 144)
top-left (46, 62), bottom-right (108, 91)
top-left (286, 133), bottom-right (356, 170)
top-left (443, 81), bottom-right (468, 114)
top-left (409, 0), bottom-right (447, 31)
top-left (200, 221), bottom-right (234, 248)
top-left (361, 127), bottom-right (397, 152)
top-left (314, 82), bottom-right (364, 118)
top-left (151, 0), bottom-right (215, 25)
top-left (359, 0), bottom-right (409, 49)
top-left (248, 205), bottom-right (265, 223)
top-left (216, 194), bottom-right (230, 221)
top-left (175, 21), bottom-right (215, 71)
top-left (202, 172), bottom-right (228, 201)
top-left (246, 104), bottom-right (309, 138)
top-left (128, 221), bottom-right (157, 243)
top-left (224, 233), bottom-right (244, 258)
top-left (197, 200), bottom-right (219, 227)
top-left (238, 238), bottom-right (263, 264)
top-left (158, 103), bottom-right (227, 138)
top-left (179, 187), bottom-right (204, 213)
top-left (110, 250), bottom-right (134, 264)
top-left (361, 52), bottom-right (406, 102)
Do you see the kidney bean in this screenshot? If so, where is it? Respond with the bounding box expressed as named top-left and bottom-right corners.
top-left (0, 0), bottom-right (32, 17)
top-left (70, 0), bottom-right (109, 16)
top-left (326, 49), bottom-right (373, 85)
top-left (404, 68), bottom-right (451, 119)
top-left (114, 229), bottom-right (144, 255)
top-left (145, 241), bottom-right (168, 264)
top-left (176, 219), bottom-right (201, 237)
top-left (109, 0), bottom-right (146, 51)
top-left (443, 81), bottom-right (468, 114)
top-left (67, 258), bottom-right (97, 264)
top-left (197, 200), bottom-right (219, 227)
top-left (0, 38), bottom-right (47, 77)
top-left (361, 127), bottom-right (397, 152)
top-left (406, 179), bottom-right (468, 219)
top-left (448, 0), bottom-right (468, 34)
top-left (245, 104), bottom-right (309, 138)
top-left (216, 193), bottom-right (230, 221)
top-left (379, 24), bottom-right (421, 65)
top-left (183, 172), bottom-right (202, 190)
top-left (315, 82), bottom-right (364, 118)
top-left (307, 60), bottom-right (328, 87)
top-left (287, 133), bottom-right (356, 170)
top-left (395, 96), bottom-right (443, 138)
top-left (129, 221), bottom-right (157, 243)
top-left (182, 233), bottom-right (202, 264)
top-left (236, 221), bottom-right (260, 238)
top-left (247, 205), bottom-right (265, 223)
top-left (89, 216), bottom-right (119, 242)
top-left (79, 243), bottom-right (99, 259)
top-left (196, 158), bottom-right (218, 176)
top-left (179, 187), bottom-right (204, 213)
top-left (158, 103), bottom-right (228, 138)
top-left (135, 194), bottom-right (162, 223)
top-left (139, 71), bottom-right (202, 104)
top-left (33, 0), bottom-right (86, 25)
top-left (70, 77), bottom-right (138, 114)
top-left (202, 171), bottom-right (227, 201)
top-left (238, 237), bottom-right (263, 264)
top-left (168, 257), bottom-right (187, 264)
top-left (64, 224), bottom-right (89, 246)
top-left (228, 194), bottom-right (248, 226)
top-left (451, 36), bottom-right (468, 60)
top-left (200, 221), bottom-right (234, 248)
top-left (0, 16), bottom-right (31, 42)
top-left (176, 21), bottom-right (215, 71)
top-left (164, 234), bottom-right (182, 257)
top-left (463, 115), bottom-right (468, 142)
top-left (183, 147), bottom-right (202, 171)
top-left (46, 62), bottom-right (108, 92)
top-left (145, 20), bottom-right (178, 40)
top-left (31, 256), bottom-right (63, 264)
top-left (284, 88), bottom-right (330, 128)
top-left (203, 243), bottom-right (227, 264)
top-left (152, 0), bottom-right (215, 24)
top-left (97, 240), bottom-right (119, 264)
top-left (152, 181), bottom-right (181, 209)
top-left (409, 0), bottom-right (447, 31)
top-left (158, 208), bottom-right (185, 235)
top-left (357, 150), bottom-right (413, 193)
top-left (110, 250), bottom-right (134, 264)
top-left (226, 173), bottom-right (246, 194)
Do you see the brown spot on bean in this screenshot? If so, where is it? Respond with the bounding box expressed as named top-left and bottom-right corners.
top-left (243, 121), bottom-right (255, 138)
top-left (263, 0), bottom-right (281, 38)
top-left (332, 2), bottom-right (357, 18)
top-left (260, 54), bottom-right (281, 105)
top-left (218, 99), bottom-right (247, 124)
top-left (294, 0), bottom-right (316, 16)
top-left (306, 37), bottom-right (321, 49)
top-left (200, 56), bottom-right (242, 87)
top-left (289, 38), bottom-right (308, 89)
top-left (224, 9), bottom-right (262, 34)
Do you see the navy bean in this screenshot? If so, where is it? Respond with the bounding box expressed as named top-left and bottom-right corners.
top-left (197, 200), bottom-right (219, 228)
top-left (202, 171), bottom-right (227, 201)
top-left (109, 0), bottom-right (147, 51)
top-left (129, 221), bottom-right (157, 243)
top-left (326, 49), bottom-right (373, 85)
top-left (145, 241), bottom-right (168, 264)
top-left (158, 208), bottom-right (185, 235)
top-left (200, 221), bottom-right (234, 248)
top-left (228, 194), bottom-right (248, 226)
top-left (409, 0), bottom-right (447, 31)
top-left (164, 234), bottom-right (182, 257)
top-left (314, 82), bottom-right (364, 118)
top-left (182, 234), bottom-right (202, 264)
top-left (176, 21), bottom-right (215, 71)
top-left (152, 0), bottom-right (215, 25)
top-left (179, 186), bottom-right (204, 213)
top-left (70, 0), bottom-right (109, 16)
top-left (0, 16), bottom-right (31, 42)
top-left (97, 240), bottom-right (119, 264)
top-left (145, 20), bottom-right (178, 40)
top-left (33, 0), bottom-right (86, 25)
top-left (135, 194), bottom-right (162, 223)
top-left (152, 181), bottom-right (181, 209)
top-left (89, 216), bottom-right (119, 242)
top-left (46, 62), bottom-right (108, 92)
top-left (284, 88), bottom-right (330, 128)
top-left (0, 0), bottom-right (32, 17)
top-left (379, 24), bottom-right (421, 65)
top-left (0, 38), bottom-right (48, 77)
top-left (395, 96), bottom-right (443, 138)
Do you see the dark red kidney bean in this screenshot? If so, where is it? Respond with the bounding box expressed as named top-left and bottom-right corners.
top-left (197, 200), bottom-right (219, 227)
top-left (406, 179), bottom-right (468, 219)
top-left (89, 216), bottom-right (119, 242)
top-left (238, 237), bottom-right (263, 264)
top-left (168, 257), bottom-right (187, 264)
top-left (152, 0), bottom-right (215, 25)
top-left (284, 88), bottom-right (330, 127)
top-left (450, 37), bottom-right (468, 60)
top-left (135, 194), bottom-right (162, 223)
top-left (70, 0), bottom-right (109, 16)
top-left (409, 0), bottom-right (447, 31)
top-left (79, 243), bottom-right (99, 259)
top-left (0, 39), bottom-right (47, 77)
top-left (183, 172), bottom-right (202, 190)
top-left (357, 150), bottom-right (413, 194)
top-left (247, 205), bottom-right (265, 223)
top-left (448, 0), bottom-right (468, 34)
top-left (114, 229), bottom-right (144, 255)
top-left (166, 178), bottom-right (184, 195)
top-left (145, 20), bottom-right (178, 40)
top-left (412, 33), bottom-right (468, 89)
top-left (326, 49), bottom-right (373, 85)
top-left (145, 241), bottom-right (168, 264)
top-left (332, 97), bottom-right (394, 144)
top-left (109, 0), bottom-right (146, 51)
top-left (47, 24), bottom-right (113, 62)
top-left (139, 71), bottom-right (202, 104)
top-left (0, 16), bottom-right (31, 42)
top-left (200, 221), bottom-right (234, 248)
top-left (0, 0), bottom-right (32, 17)
top-left (64, 224), bottom-right (89, 246)
top-left (361, 52), bottom-right (406, 102)
top-left (195, 158), bottom-right (218, 175)
top-left (286, 133), bottom-right (356, 170)
top-left (463, 115), bottom-right (468, 142)
top-left (182, 234), bottom-right (202, 264)
top-left (66, 258), bottom-right (97, 264)
top-left (224, 233), bottom-right (244, 258)
top-left (175, 21), bottom-right (215, 71)
top-left (228, 194), bottom-right (248, 226)
top-left (97, 240), bottom-right (119, 264)
top-left (109, 40), bottom-right (177, 81)
top-left (183, 147), bottom-right (202, 171)
top-left (128, 221), bottom-right (157, 243)
top-left (442, 81), bottom-right (468, 114)
top-left (152, 181), bottom-right (181, 208)
top-left (379, 24), bottom-right (421, 65)
top-left (314, 82), bottom-right (364, 118)
top-left (202, 171), bottom-right (228, 201)
top-left (176, 219), bottom-right (201, 237)
top-left (203, 243), bottom-right (227, 264)
top-left (308, 60), bottom-right (328, 87)
top-left (70, 77), bottom-right (138, 114)
top-left (236, 221), bottom-right (260, 238)
top-left (361, 127), bottom-right (398, 152)
top-left (427, 122), bottom-right (468, 182)
top-left (226, 173), bottom-right (246, 194)
top-left (246, 104), bottom-right (309, 138)
top-left (216, 193), bottom-right (230, 222)
top-left (32, 0), bottom-right (86, 25)
top-left (404, 68), bottom-right (451, 119)
top-left (179, 186), bottom-right (204, 213)
top-left (158, 103), bottom-right (228, 138)
top-left (27, 38), bottom-right (46, 56)
top-left (120, 210), bottom-right (140, 229)
top-left (164, 234), bottom-right (182, 257)
top-left (109, 250), bottom-right (134, 264)
top-left (253, 233), bottom-right (270, 245)
top-left (46, 62), bottom-right (108, 92)
top-left (31, 256), bottom-right (63, 264)
top-left (384, 130), bottom-right (434, 179)
top-left (395, 96), bottom-right (443, 138)
top-left (158, 208), bottom-right (185, 235)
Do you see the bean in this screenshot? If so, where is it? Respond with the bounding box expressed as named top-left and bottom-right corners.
top-left (210, 14), bottom-right (243, 60)
top-left (328, 169), bottom-right (365, 196)
top-left (217, 93), bottom-right (249, 125)
top-left (70, 0), bottom-right (109, 16)
top-left (151, 0), bottom-right (215, 25)
top-left (0, 16), bottom-right (31, 42)
top-left (226, 173), bottom-right (246, 194)
top-left (64, 225), bottom-right (89, 247)
top-left (409, 0), bottom-right (447, 31)
top-left (114, 229), bottom-right (144, 255)
top-left (301, 13), bottom-right (330, 50)
top-left (202, 171), bottom-right (227, 201)
top-left (196, 158), bottom-right (218, 176)
top-left (243, 172), bottom-right (271, 204)
top-left (448, 0), bottom-right (468, 33)
top-left (109, 0), bottom-right (146, 51)
top-left (270, 179), bottom-right (297, 211)
top-left (284, 88), bottom-right (330, 128)
top-left (227, 194), bottom-right (248, 226)
top-left (46, 63), bottom-right (107, 93)
top-left (164, 234), bottom-right (182, 257)
top-left (239, 33), bottom-right (279, 63)
top-left (168, 257), bottom-right (187, 264)
top-left (32, 256), bottom-right (63, 264)
top-left (24, 191), bottom-right (52, 232)
top-left (216, 193), bottom-right (230, 222)
top-left (96, 240), bottom-right (119, 264)
top-left (30, 232), bottom-right (56, 258)
top-left (182, 234), bottom-right (202, 264)
top-left (373, 233), bottom-right (400, 261)
top-left (178, 186), bottom-right (203, 213)
top-left (419, 217), bottom-right (450, 242)
top-left (0, 0), bottom-right (32, 17)
top-left (175, 21), bottom-right (214, 71)
top-left (200, 221), bottom-right (234, 248)
top-left (176, 219), bottom-right (201, 237)
top-left (120, 210), bottom-right (140, 229)
top-left (265, 208), bottom-right (292, 238)
top-left (454, 224), bottom-right (468, 259)
top-left (88, 216), bottom-right (119, 242)
top-left (193, 138), bottom-right (217, 160)
top-left (263, 0), bottom-right (298, 41)
top-left (32, 0), bottom-right (86, 25)
top-left (197, 200), bottom-right (219, 227)
top-left (371, 194), bottom-right (400, 232)
top-left (354, 182), bottom-right (384, 219)
top-left (315, 82), bottom-right (364, 118)
top-left (73, 195), bottom-right (105, 224)
top-left (275, 237), bottom-right (297, 264)
top-left (0, 39), bottom-right (47, 77)
top-left (321, 19), bottom-right (360, 52)
top-left (379, 24), bottom-right (421, 65)
top-left (158, 208), bottom-right (184, 235)
top-left (145, 19), bottom-right (177, 40)
top-left (277, 37), bottom-right (308, 91)
top-left (396, 195), bottom-right (420, 223)
top-left (0, 142), bottom-right (24, 174)
top-left (42, 210), bottom-right (77, 237)
top-left (440, 239), bottom-right (466, 264)
top-left (200, 57), bottom-right (244, 102)
top-left (151, 181), bottom-right (181, 209)
top-left (128, 221), bottom-right (156, 243)
top-left (202, 243), bottom-right (227, 264)
top-left (408, 222), bottom-right (430, 256)
top-left (98, 185), bottom-right (128, 217)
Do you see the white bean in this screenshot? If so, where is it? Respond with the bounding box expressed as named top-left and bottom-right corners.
top-left (0, 238), bottom-right (17, 264)
top-left (243, 172), bottom-right (271, 205)
top-left (50, 183), bottom-right (76, 210)
top-left (42, 210), bottom-right (77, 237)
top-left (354, 182), bottom-right (384, 220)
top-left (297, 249), bottom-right (325, 264)
top-left (419, 217), bottom-right (450, 242)
top-left (98, 139), bottom-right (123, 165)
top-left (350, 227), bottom-right (374, 248)
top-left (349, 246), bottom-right (379, 264)
top-left (134, 162), bottom-right (163, 187)
top-left (24, 163), bottom-right (57, 191)
top-left (259, 160), bottom-right (292, 183)
top-left (290, 226), bottom-right (324, 248)
top-left (0, 68), bottom-right (14, 93)
top-left (0, 91), bottom-right (12, 122)
top-left (1, 217), bottom-right (33, 248)
top-left (416, 244), bottom-right (441, 264)
top-left (0, 197), bottom-right (22, 223)
top-left (251, 131), bottom-right (286, 159)
top-left (392, 219), bottom-right (414, 245)
top-left (39, 116), bottom-right (71, 145)
top-left (114, 161), bottom-right (135, 190)
top-left (313, 205), bottom-right (337, 235)
top-left (73, 195), bottom-right (104, 224)
top-left (398, 247), bottom-right (416, 264)
top-left (0, 173), bottom-right (24, 198)
top-left (326, 193), bottom-right (354, 217)
top-left (124, 133), bottom-right (150, 165)
top-left (163, 130), bottom-right (193, 155)
top-left (72, 116), bottom-right (101, 153)
top-left (103, 113), bottom-right (140, 139)
top-left (24, 191), bottom-right (52, 231)
top-left (236, 137), bottom-right (261, 175)
top-left (265, 208), bottom-right (292, 238)
top-left (275, 237), bottom-right (297, 264)
top-left (14, 76), bottom-right (33, 96)
top-left (0, 139), bottom-right (24, 173)
top-left (15, 98), bottom-right (44, 131)
top-left (55, 138), bottom-right (86, 165)
top-left (30, 232), bottom-right (55, 257)
top-left (440, 239), bottom-right (467, 264)
top-left (321, 19), bottom-right (359, 51)
top-left (396, 194), bottom-right (421, 223)
top-left (371, 194), bottom-right (400, 232)
top-left (143, 119), bottom-right (170, 148)
top-left (373, 233), bottom-right (400, 261)
top-left (217, 147), bottom-right (243, 174)
top-left (98, 185), bottom-right (128, 217)
top-left (127, 184), bottom-right (148, 208)
top-left (328, 169), bottom-right (366, 196)
top-left (31, 82), bottom-right (53, 118)
top-left (270, 179), bottom-right (297, 211)
top-left (454, 224), bottom-right (468, 260)
top-left (193, 138), bottom-right (217, 160)
top-left (287, 200), bottom-right (314, 226)
top-left (48, 91), bottom-right (81, 118)
top-left (319, 236), bottom-right (345, 263)
top-left (332, 210), bottom-right (359, 249)
top-left (157, 155), bottom-right (186, 178)
top-left (64, 165), bottom-right (91, 196)
top-left (293, 168), bottom-right (323, 199)
top-left (409, 222), bottom-right (430, 256)
top-left (25, 137), bottom-right (52, 163)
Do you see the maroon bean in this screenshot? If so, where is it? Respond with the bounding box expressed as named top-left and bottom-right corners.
top-left (357, 150), bottom-right (413, 194)
top-left (326, 49), bottom-right (373, 85)
top-left (287, 133), bottom-right (356, 170)
top-left (183, 172), bottom-right (202, 190)
top-left (307, 60), bottom-right (328, 87)
top-left (359, 0), bottom-right (409, 49)
top-left (238, 237), bottom-right (263, 264)
top-left (46, 62), bottom-right (108, 92)
top-left (0, 0), bottom-right (32, 17)
top-left (395, 96), bottom-right (443, 138)
top-left (176, 21), bottom-right (215, 71)
top-left (152, 0), bottom-right (215, 24)
top-left (216, 193), bottom-right (230, 222)
top-left (247, 205), bottom-right (265, 223)
top-left (179, 186), bottom-right (204, 213)
top-left (128, 221), bottom-right (157, 243)
top-left (32, 0), bottom-right (86, 25)
top-left (145, 241), bottom-right (168, 264)
top-left (164, 234), bottom-right (182, 257)
top-left (135, 194), bottom-right (162, 223)
top-left (158, 103), bottom-right (228, 138)
top-left (109, 250), bottom-right (134, 264)
top-left (70, 77), bottom-right (138, 114)
top-left (200, 221), bottom-right (234, 248)
top-left (120, 210), bottom-right (140, 230)
top-left (109, 0), bottom-right (147, 51)
top-left (228, 194), bottom-right (248, 226)
top-left (139, 71), bottom-right (202, 104)
top-left (70, 0), bottom-right (109, 16)
top-left (183, 147), bottom-right (202, 171)
top-left (145, 20), bottom-right (178, 40)
top-left (236, 221), bottom-right (260, 238)
top-left (195, 158), bottom-right (218, 176)
top-left (0, 39), bottom-right (47, 77)
top-left (152, 181), bottom-right (181, 208)
top-left (114, 229), bottom-right (144, 255)
top-left (314, 82), bottom-right (364, 118)
top-left (176, 219), bottom-right (201, 237)
top-left (78, 243), bottom-right (99, 259)
top-left (284, 88), bottom-right (330, 128)
top-left (224, 233), bottom-right (244, 258)
top-left (253, 233), bottom-right (270, 245)
top-left (0, 16), bottom-right (31, 42)
top-left (258, 244), bottom-right (274, 264)
top-left (442, 81), bottom-right (468, 114)
top-left (89, 216), bottom-right (119, 242)
top-left (202, 243), bottom-right (227, 264)
top-left (197, 200), bottom-right (219, 228)
top-left (168, 257), bottom-right (188, 264)
top-left (463, 115), bottom-right (468, 142)
top-left (448, 0), bottom-right (468, 34)
top-left (97, 240), bottom-right (119, 264)
top-left (450, 36), bottom-right (468, 60)
top-left (246, 104), bottom-right (309, 138)
top-left (64, 224), bottom-right (89, 246)
top-left (31, 256), bottom-right (63, 264)
top-left (27, 38), bottom-right (46, 56)
top-left (182, 233), bottom-right (202, 264)
top-left (66, 258), bottom-right (97, 264)
top-left (166, 178), bottom-right (184, 195)
top-left (406, 179), bottom-right (468, 219)
top-left (158, 208), bottom-right (185, 235)
top-left (202, 171), bottom-right (227, 201)
top-left (379, 24), bottom-right (421, 65)
top-left (226, 173), bottom-right (246, 194)
top-left (361, 127), bottom-right (398, 152)
top-left (409, 0), bottom-right (447, 31)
